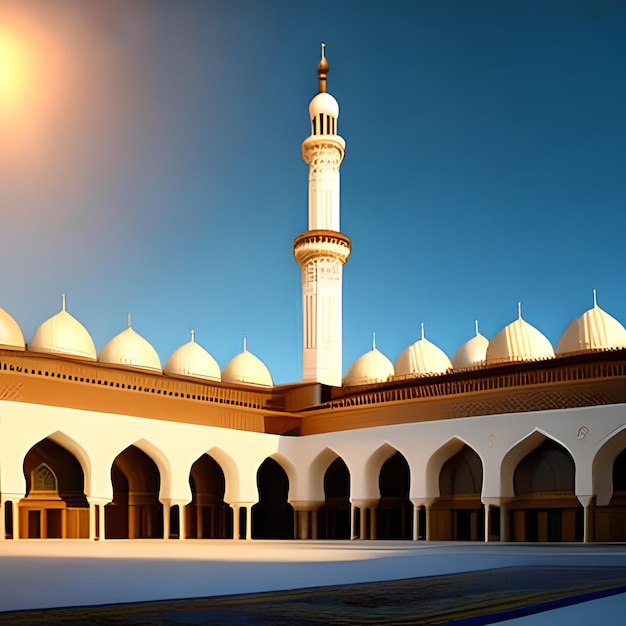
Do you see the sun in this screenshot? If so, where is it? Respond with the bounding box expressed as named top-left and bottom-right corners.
top-left (0, 27), bottom-right (32, 115)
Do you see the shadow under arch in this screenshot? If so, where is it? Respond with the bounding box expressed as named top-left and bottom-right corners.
top-left (427, 438), bottom-right (484, 541)
top-left (362, 442), bottom-right (403, 499)
top-left (502, 429), bottom-right (581, 542)
top-left (251, 455), bottom-right (294, 539)
top-left (187, 452), bottom-right (233, 539)
top-left (592, 426), bottom-right (626, 541)
top-left (105, 443), bottom-right (164, 539)
top-left (376, 448), bottom-right (412, 540)
top-left (20, 435), bottom-right (90, 539)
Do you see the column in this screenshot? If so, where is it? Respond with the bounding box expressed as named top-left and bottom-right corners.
top-left (482, 503), bottom-right (489, 542)
top-left (162, 502), bottom-right (170, 540)
top-left (245, 506), bottom-right (252, 541)
top-left (369, 506), bottom-right (377, 540)
top-left (89, 502), bottom-right (97, 540)
top-left (98, 503), bottom-right (106, 540)
top-left (13, 503), bottom-right (20, 540)
top-left (359, 508), bottom-right (367, 540)
top-left (500, 503), bottom-right (509, 542)
top-left (578, 495), bottom-right (594, 543)
top-left (232, 505), bottom-right (240, 540)
top-left (350, 505), bottom-right (357, 540)
top-left (0, 500), bottom-right (5, 541)
top-left (179, 505), bottom-right (186, 540)
top-left (412, 504), bottom-right (420, 541)
top-left (196, 505), bottom-right (203, 539)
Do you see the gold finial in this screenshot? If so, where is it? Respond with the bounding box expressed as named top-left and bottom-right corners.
top-left (317, 42), bottom-right (329, 93)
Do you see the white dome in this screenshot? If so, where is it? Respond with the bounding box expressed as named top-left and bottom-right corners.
top-left (29, 309), bottom-right (96, 360)
top-left (486, 315), bottom-right (554, 365)
top-left (99, 326), bottom-right (161, 371)
top-left (395, 336), bottom-right (452, 376)
top-left (0, 307), bottom-right (25, 350)
top-left (164, 336), bottom-right (221, 382)
top-left (309, 92), bottom-right (339, 119)
top-left (222, 349), bottom-right (273, 387)
top-left (556, 303), bottom-right (626, 355)
top-left (344, 349), bottom-right (394, 387)
top-left (452, 333), bottom-right (489, 370)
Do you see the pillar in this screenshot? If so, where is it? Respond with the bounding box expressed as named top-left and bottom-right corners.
top-left (89, 502), bottom-right (97, 540)
top-left (412, 504), bottom-right (420, 541)
top-left (369, 506), bottom-right (377, 540)
top-left (99, 503), bottom-right (106, 540)
top-left (351, 505), bottom-right (357, 540)
top-left (0, 500), bottom-right (5, 541)
top-left (13, 502), bottom-right (20, 540)
top-left (484, 503), bottom-right (491, 543)
top-left (578, 495), bottom-right (594, 543)
top-left (162, 502), bottom-right (170, 540)
top-left (245, 505), bottom-right (252, 540)
top-left (232, 504), bottom-right (240, 540)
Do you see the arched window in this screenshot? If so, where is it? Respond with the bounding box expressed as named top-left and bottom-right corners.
top-left (33, 464), bottom-right (57, 492)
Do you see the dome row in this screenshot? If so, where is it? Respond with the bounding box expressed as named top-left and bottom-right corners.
top-left (343, 301), bottom-right (626, 387)
top-left (0, 304), bottom-right (273, 387)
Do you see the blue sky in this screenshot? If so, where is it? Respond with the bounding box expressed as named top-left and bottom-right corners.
top-left (1, 1), bottom-right (625, 384)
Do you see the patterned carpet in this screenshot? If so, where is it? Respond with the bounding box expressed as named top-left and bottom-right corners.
top-left (2, 566), bottom-right (626, 625)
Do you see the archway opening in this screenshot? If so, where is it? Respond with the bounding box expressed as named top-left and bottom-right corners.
top-left (431, 445), bottom-right (484, 541)
top-left (511, 439), bottom-right (582, 542)
top-left (21, 438), bottom-right (89, 539)
top-left (377, 451), bottom-right (411, 539)
top-left (596, 448), bottom-right (626, 541)
top-left (187, 454), bottom-right (233, 539)
top-left (322, 457), bottom-right (350, 539)
top-left (252, 458), bottom-right (293, 539)
top-left (106, 445), bottom-right (163, 539)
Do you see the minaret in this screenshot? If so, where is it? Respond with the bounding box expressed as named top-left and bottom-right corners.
top-left (293, 44), bottom-right (351, 387)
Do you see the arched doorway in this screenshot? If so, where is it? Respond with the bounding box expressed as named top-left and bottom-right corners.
top-left (596, 448), bottom-right (626, 541)
top-left (252, 458), bottom-right (293, 539)
top-left (377, 452), bottom-right (411, 539)
top-left (106, 445), bottom-right (163, 539)
top-left (510, 440), bottom-right (582, 542)
top-left (187, 454), bottom-right (233, 539)
top-left (21, 438), bottom-right (89, 539)
top-left (431, 445), bottom-right (484, 541)
top-left (322, 457), bottom-right (350, 539)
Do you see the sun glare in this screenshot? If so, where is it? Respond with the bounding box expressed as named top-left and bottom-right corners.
top-left (0, 28), bottom-right (28, 110)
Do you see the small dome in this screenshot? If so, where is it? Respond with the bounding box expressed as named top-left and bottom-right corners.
top-left (29, 305), bottom-right (96, 361)
top-left (99, 326), bottom-right (161, 372)
top-left (452, 332), bottom-right (489, 370)
top-left (344, 348), bottom-right (394, 386)
top-left (164, 334), bottom-right (221, 382)
top-left (222, 348), bottom-right (273, 387)
top-left (486, 313), bottom-right (554, 365)
top-left (395, 331), bottom-right (452, 377)
top-left (309, 92), bottom-right (339, 119)
top-left (0, 307), bottom-right (25, 350)
top-left (556, 303), bottom-right (626, 355)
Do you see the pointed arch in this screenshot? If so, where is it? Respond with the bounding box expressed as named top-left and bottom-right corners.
top-left (38, 431), bottom-right (92, 496)
top-left (502, 430), bottom-right (581, 542)
top-left (106, 443), bottom-right (164, 539)
top-left (362, 443), bottom-right (402, 499)
top-left (205, 446), bottom-right (239, 504)
top-left (187, 451), bottom-right (233, 539)
top-left (376, 449), bottom-right (411, 539)
top-left (308, 447), bottom-right (342, 502)
top-left (500, 429), bottom-right (571, 499)
top-left (427, 438), bottom-right (484, 541)
top-left (252, 456), bottom-right (294, 539)
top-left (592, 425), bottom-right (626, 506)
top-left (21, 436), bottom-right (90, 539)
top-left (591, 426), bottom-right (626, 541)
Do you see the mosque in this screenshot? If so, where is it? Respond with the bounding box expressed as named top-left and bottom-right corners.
top-left (1, 48), bottom-right (625, 546)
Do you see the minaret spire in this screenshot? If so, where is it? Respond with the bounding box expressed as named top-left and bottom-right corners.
top-left (293, 48), bottom-right (351, 387)
top-left (317, 42), bottom-right (328, 93)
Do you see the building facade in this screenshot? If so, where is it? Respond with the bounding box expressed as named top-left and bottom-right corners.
top-left (1, 50), bottom-right (625, 544)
